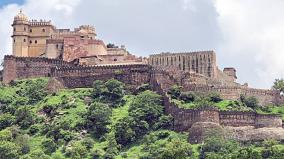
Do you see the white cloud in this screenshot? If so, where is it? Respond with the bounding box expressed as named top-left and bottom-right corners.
top-left (214, 0), bottom-right (284, 88)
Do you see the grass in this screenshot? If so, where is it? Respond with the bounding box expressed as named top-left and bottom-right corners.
top-left (256, 106), bottom-right (284, 120)
top-left (173, 98), bottom-right (253, 112)
top-left (28, 135), bottom-right (47, 152)
top-left (110, 95), bottom-right (133, 127)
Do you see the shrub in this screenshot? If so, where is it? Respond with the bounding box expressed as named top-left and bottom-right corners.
top-left (168, 85), bottom-right (182, 99)
top-left (128, 91), bottom-right (163, 126)
top-left (65, 141), bottom-right (88, 159)
top-left (84, 102), bottom-right (111, 138)
top-left (16, 79), bottom-right (48, 105)
top-left (113, 117), bottom-right (136, 146)
top-left (42, 138), bottom-right (57, 154)
top-left (240, 95), bottom-right (259, 109)
top-left (179, 92), bottom-right (196, 103)
top-left (208, 92), bottom-right (223, 103)
top-left (201, 136), bottom-right (240, 158)
top-left (92, 79), bottom-right (125, 107)
top-left (15, 106), bottom-right (35, 129)
top-left (0, 113), bottom-right (15, 130)
top-left (153, 115), bottom-right (174, 130)
top-left (14, 134), bottom-right (30, 154)
top-left (0, 140), bottom-right (21, 159)
top-left (81, 137), bottom-right (94, 150)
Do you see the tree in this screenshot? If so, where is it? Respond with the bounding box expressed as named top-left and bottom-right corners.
top-left (272, 78), bottom-right (284, 94)
top-left (240, 95), bottom-right (259, 109)
top-left (180, 92), bottom-right (196, 103)
top-left (201, 136), bottom-right (240, 158)
top-left (208, 92), bottom-right (223, 103)
top-left (104, 133), bottom-right (120, 159)
top-left (92, 80), bottom-right (106, 98)
top-left (14, 134), bottom-right (30, 154)
top-left (168, 85), bottom-right (182, 99)
top-left (0, 141), bottom-right (21, 159)
top-left (14, 106), bottom-right (35, 129)
top-left (113, 117), bottom-right (136, 146)
top-left (144, 138), bottom-right (192, 159)
top-left (85, 102), bottom-right (111, 137)
top-left (153, 115), bottom-right (174, 130)
top-left (41, 138), bottom-right (57, 154)
top-left (104, 79), bottom-right (125, 102)
top-left (128, 91), bottom-right (163, 126)
top-left (0, 113), bottom-right (15, 130)
top-left (92, 79), bottom-right (125, 107)
top-left (237, 147), bottom-right (262, 159)
top-left (65, 141), bottom-right (88, 159)
top-left (17, 79), bottom-right (48, 105)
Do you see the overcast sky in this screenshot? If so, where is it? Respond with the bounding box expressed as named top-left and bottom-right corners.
top-left (0, 0), bottom-right (284, 89)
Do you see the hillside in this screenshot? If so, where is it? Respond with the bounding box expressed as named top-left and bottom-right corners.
top-left (0, 78), bottom-right (284, 159)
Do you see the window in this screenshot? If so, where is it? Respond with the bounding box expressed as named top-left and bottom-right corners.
top-left (35, 40), bottom-right (37, 44)
top-left (13, 39), bottom-right (15, 43)
top-left (114, 59), bottom-right (117, 61)
top-left (24, 27), bottom-right (26, 31)
top-left (23, 39), bottom-right (26, 42)
top-left (30, 40), bottom-right (32, 44)
top-left (30, 29), bottom-right (32, 33)
top-left (56, 44), bottom-right (59, 49)
top-left (42, 28), bottom-right (45, 32)
top-left (13, 27), bottom-right (16, 31)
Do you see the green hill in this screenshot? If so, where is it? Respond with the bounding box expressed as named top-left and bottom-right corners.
top-left (0, 78), bottom-right (283, 159)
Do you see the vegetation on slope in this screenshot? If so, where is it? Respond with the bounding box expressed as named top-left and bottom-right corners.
top-left (0, 78), bottom-right (284, 159)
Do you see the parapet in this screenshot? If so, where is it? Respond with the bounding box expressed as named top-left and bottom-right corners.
top-left (150, 50), bottom-right (215, 57)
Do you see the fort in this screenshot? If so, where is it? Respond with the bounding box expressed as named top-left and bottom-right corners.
top-left (1, 11), bottom-right (284, 143)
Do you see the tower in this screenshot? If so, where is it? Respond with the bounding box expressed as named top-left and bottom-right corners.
top-left (12, 10), bottom-right (29, 57)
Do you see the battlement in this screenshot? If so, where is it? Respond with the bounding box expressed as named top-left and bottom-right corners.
top-left (28, 19), bottom-right (52, 26)
top-left (150, 50), bottom-right (215, 57)
top-left (4, 55), bottom-right (73, 65)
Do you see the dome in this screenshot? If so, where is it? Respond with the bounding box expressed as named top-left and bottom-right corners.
top-left (14, 10), bottom-right (28, 22)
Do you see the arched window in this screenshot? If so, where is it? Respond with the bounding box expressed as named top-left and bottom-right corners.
top-left (35, 40), bottom-right (37, 44)
top-left (30, 29), bottom-right (32, 33)
top-left (23, 39), bottom-right (26, 42)
top-left (29, 40), bottom-right (32, 44)
top-left (42, 28), bottom-right (45, 32)
top-left (13, 27), bottom-right (16, 31)
top-left (13, 39), bottom-right (15, 43)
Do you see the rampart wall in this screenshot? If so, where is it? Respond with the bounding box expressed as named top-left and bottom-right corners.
top-left (185, 84), bottom-right (281, 106)
top-left (51, 64), bottom-right (151, 88)
top-left (149, 51), bottom-right (217, 78)
top-left (2, 55), bottom-right (75, 84)
top-left (151, 76), bottom-right (283, 132)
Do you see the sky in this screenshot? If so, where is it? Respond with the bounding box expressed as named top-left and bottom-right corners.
top-left (0, 0), bottom-right (283, 89)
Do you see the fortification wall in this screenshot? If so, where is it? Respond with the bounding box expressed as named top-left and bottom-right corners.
top-left (152, 76), bottom-right (282, 132)
top-left (51, 64), bottom-right (151, 88)
top-left (255, 114), bottom-right (283, 128)
top-left (183, 84), bottom-right (280, 106)
top-left (220, 111), bottom-right (256, 127)
top-left (149, 51), bottom-right (217, 78)
top-left (2, 55), bottom-right (75, 84)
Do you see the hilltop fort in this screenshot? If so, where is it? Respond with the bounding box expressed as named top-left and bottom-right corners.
top-left (1, 11), bottom-right (284, 143)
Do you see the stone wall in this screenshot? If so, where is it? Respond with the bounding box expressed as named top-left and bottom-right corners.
top-left (2, 55), bottom-right (75, 84)
top-left (51, 64), bottom-right (151, 88)
top-left (151, 76), bottom-right (283, 131)
top-left (186, 84), bottom-right (280, 106)
top-left (149, 51), bottom-right (217, 78)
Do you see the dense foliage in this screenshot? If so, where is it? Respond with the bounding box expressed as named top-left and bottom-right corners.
top-left (0, 78), bottom-right (283, 159)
